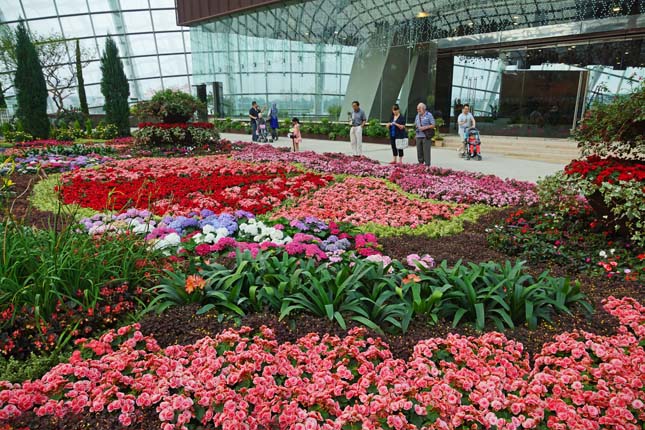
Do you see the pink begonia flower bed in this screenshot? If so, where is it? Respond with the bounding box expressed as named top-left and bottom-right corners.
top-left (1, 296), bottom-right (643, 430)
top-left (233, 142), bottom-right (538, 207)
top-left (271, 176), bottom-right (466, 228)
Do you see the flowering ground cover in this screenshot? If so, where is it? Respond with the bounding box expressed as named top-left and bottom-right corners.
top-left (234, 142), bottom-right (538, 207)
top-left (272, 176), bottom-right (467, 230)
top-left (58, 156), bottom-right (332, 216)
top-left (1, 296), bottom-right (643, 430)
top-left (78, 209), bottom-right (381, 260)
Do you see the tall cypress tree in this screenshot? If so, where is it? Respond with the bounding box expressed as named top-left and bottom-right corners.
top-left (76, 39), bottom-right (89, 116)
top-left (14, 20), bottom-right (49, 138)
top-left (100, 37), bottom-right (130, 136)
top-left (0, 83), bottom-right (6, 109)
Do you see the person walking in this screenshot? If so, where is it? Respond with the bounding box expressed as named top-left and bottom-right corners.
top-left (415, 102), bottom-right (435, 166)
top-left (457, 103), bottom-right (476, 142)
top-left (269, 103), bottom-right (279, 141)
top-left (387, 104), bottom-right (407, 164)
top-left (349, 101), bottom-right (366, 156)
top-left (249, 101), bottom-right (261, 142)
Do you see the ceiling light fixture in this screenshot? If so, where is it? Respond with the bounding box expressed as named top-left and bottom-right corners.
top-left (612, 6), bottom-right (621, 12)
top-left (416, 10), bottom-right (430, 18)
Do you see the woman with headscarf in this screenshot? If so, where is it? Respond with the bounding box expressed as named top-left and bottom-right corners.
top-left (269, 103), bottom-right (279, 141)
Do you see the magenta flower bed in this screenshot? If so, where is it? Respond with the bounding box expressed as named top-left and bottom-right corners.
top-left (233, 143), bottom-right (538, 207)
top-left (1, 297), bottom-right (643, 430)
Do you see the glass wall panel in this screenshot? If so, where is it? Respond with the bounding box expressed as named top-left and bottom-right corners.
top-left (128, 33), bottom-right (157, 56)
top-left (88, 0), bottom-right (111, 13)
top-left (155, 32), bottom-right (184, 54)
top-left (137, 78), bottom-right (162, 99)
top-left (162, 76), bottom-right (190, 91)
top-left (122, 11), bottom-right (153, 32)
top-left (121, 0), bottom-right (149, 11)
top-left (56, 0), bottom-right (89, 16)
top-left (91, 13), bottom-right (119, 36)
top-left (159, 54), bottom-right (187, 76)
top-left (0, 0), bottom-right (21, 21)
top-left (132, 56), bottom-right (160, 78)
top-left (23, 0), bottom-right (56, 18)
top-left (151, 9), bottom-right (177, 31)
top-left (59, 15), bottom-right (93, 38)
top-left (0, 1), bottom-right (193, 113)
top-left (33, 18), bottom-right (62, 35)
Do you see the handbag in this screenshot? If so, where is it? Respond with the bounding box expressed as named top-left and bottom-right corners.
top-left (395, 138), bottom-right (409, 149)
top-left (423, 128), bottom-right (435, 140)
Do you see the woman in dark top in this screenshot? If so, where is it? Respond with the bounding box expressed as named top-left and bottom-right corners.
top-left (387, 104), bottom-right (407, 164)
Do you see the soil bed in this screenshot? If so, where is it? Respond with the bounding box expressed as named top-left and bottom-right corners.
top-left (1, 173), bottom-right (64, 229)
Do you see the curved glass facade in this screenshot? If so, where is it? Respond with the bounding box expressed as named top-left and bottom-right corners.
top-left (190, 0), bottom-right (645, 137)
top-left (0, 0), bottom-right (191, 113)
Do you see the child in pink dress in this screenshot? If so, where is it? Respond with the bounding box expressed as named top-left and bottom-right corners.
top-left (289, 117), bottom-right (302, 152)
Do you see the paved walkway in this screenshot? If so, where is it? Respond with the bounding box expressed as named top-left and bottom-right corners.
top-left (222, 133), bottom-right (565, 183)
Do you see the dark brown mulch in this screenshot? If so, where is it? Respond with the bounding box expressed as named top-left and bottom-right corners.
top-left (0, 173), bottom-right (65, 229)
top-left (379, 208), bottom-right (512, 265)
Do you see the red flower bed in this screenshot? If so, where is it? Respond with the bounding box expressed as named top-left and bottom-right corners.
top-left (565, 156), bottom-right (645, 185)
top-left (137, 122), bottom-right (214, 130)
top-left (0, 297), bottom-right (643, 429)
top-left (58, 156), bottom-right (332, 216)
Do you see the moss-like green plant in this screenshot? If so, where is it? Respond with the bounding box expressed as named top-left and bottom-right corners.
top-left (30, 174), bottom-right (97, 219)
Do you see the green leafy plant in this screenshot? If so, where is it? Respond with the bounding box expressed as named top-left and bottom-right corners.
top-left (133, 89), bottom-right (205, 123)
top-left (0, 219), bottom-right (163, 357)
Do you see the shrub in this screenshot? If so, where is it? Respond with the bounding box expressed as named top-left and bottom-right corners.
top-left (133, 89), bottom-right (205, 123)
top-left (574, 82), bottom-right (644, 161)
top-left (3, 130), bottom-right (33, 143)
top-left (53, 109), bottom-right (86, 129)
top-left (565, 156), bottom-right (645, 247)
top-left (364, 118), bottom-right (387, 137)
top-left (90, 122), bottom-right (119, 140)
top-left (133, 122), bottom-right (219, 149)
top-left (327, 104), bottom-right (342, 119)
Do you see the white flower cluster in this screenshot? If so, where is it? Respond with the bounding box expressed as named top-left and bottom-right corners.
top-left (193, 225), bottom-right (231, 244)
top-left (239, 219), bottom-right (292, 245)
top-left (153, 233), bottom-right (181, 251)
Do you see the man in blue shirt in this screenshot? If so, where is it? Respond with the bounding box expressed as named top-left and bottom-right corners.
top-left (415, 103), bottom-right (435, 166)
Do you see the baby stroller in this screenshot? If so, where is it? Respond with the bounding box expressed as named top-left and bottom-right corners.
top-left (256, 115), bottom-right (272, 143)
top-left (459, 128), bottom-right (482, 161)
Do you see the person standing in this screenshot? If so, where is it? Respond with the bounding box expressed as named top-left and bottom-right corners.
top-left (249, 101), bottom-right (261, 142)
top-left (349, 101), bottom-right (366, 156)
top-left (457, 104), bottom-right (476, 142)
top-left (289, 117), bottom-right (301, 152)
top-left (387, 104), bottom-right (407, 164)
top-left (415, 103), bottom-right (435, 166)
top-left (269, 103), bottom-right (279, 141)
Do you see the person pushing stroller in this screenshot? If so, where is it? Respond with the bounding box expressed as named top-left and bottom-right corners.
top-left (457, 104), bottom-right (481, 160)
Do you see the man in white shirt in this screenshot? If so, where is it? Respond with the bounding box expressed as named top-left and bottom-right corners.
top-left (457, 104), bottom-right (476, 141)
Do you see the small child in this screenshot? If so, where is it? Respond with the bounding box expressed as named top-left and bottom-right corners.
top-left (466, 130), bottom-right (481, 160)
top-left (289, 117), bottom-right (302, 152)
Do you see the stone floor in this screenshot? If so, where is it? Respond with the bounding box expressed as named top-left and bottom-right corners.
top-left (222, 132), bottom-right (579, 183)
